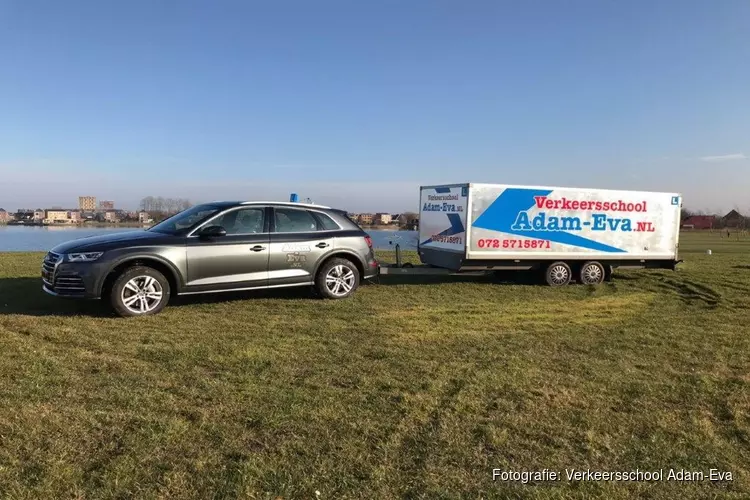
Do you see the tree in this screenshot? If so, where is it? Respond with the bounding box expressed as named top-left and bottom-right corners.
top-left (139, 196), bottom-right (192, 217)
top-left (399, 212), bottom-right (418, 229)
top-left (680, 208), bottom-right (695, 222)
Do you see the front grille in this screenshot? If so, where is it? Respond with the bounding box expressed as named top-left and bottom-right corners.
top-left (41, 252), bottom-right (86, 296)
top-left (41, 252), bottom-right (60, 286)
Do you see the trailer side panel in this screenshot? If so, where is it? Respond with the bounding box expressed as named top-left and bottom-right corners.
top-left (467, 184), bottom-right (681, 261)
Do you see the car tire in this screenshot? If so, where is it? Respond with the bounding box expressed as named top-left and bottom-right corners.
top-left (110, 266), bottom-right (171, 317)
top-left (544, 261), bottom-right (572, 287)
top-left (315, 258), bottom-right (360, 299)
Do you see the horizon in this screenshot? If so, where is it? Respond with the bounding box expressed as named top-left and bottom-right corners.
top-left (1, 1), bottom-right (749, 213)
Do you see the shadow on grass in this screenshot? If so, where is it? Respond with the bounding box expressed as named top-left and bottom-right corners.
top-left (733, 265), bottom-right (750, 270)
top-left (0, 277), bottom-right (316, 317)
top-left (372, 270), bottom-right (544, 286)
top-left (0, 277), bottom-right (111, 317)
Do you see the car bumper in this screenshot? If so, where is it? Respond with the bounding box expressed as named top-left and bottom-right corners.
top-left (41, 260), bottom-right (103, 299)
top-left (364, 256), bottom-right (379, 279)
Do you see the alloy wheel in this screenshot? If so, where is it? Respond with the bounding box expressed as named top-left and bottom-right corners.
top-left (582, 264), bottom-right (604, 284)
top-left (325, 264), bottom-right (355, 297)
top-left (549, 264), bottom-right (570, 285)
top-left (121, 276), bottom-right (164, 314)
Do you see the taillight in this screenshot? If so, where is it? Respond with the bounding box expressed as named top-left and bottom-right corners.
top-left (364, 236), bottom-right (373, 248)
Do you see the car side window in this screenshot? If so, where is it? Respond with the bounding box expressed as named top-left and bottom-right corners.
top-left (274, 208), bottom-right (318, 233)
top-left (314, 212), bottom-right (340, 230)
top-left (212, 208), bottom-right (265, 235)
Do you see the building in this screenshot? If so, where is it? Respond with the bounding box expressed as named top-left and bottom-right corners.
top-left (14, 210), bottom-right (35, 222)
top-left (374, 213), bottom-right (392, 225)
top-left (99, 200), bottom-right (115, 210)
top-left (79, 196), bottom-right (96, 212)
top-left (45, 209), bottom-right (71, 224)
top-left (357, 213), bottom-right (374, 225)
top-left (138, 211), bottom-right (152, 223)
top-left (103, 210), bottom-right (120, 223)
top-left (722, 210), bottom-right (745, 229)
top-left (34, 209), bottom-right (45, 222)
top-left (681, 215), bottom-right (716, 230)
top-left (68, 210), bottom-right (82, 223)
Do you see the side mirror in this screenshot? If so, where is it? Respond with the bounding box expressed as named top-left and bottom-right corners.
top-left (199, 225), bottom-right (227, 238)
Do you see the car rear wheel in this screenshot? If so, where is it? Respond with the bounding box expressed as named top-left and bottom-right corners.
top-left (316, 258), bottom-right (360, 299)
top-left (110, 266), bottom-right (171, 317)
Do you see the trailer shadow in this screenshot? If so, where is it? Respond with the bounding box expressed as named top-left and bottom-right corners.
top-left (372, 270), bottom-right (543, 286)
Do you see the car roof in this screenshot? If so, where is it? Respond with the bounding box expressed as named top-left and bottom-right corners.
top-left (203, 200), bottom-right (333, 210)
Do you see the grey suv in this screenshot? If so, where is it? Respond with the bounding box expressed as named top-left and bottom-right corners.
top-left (41, 201), bottom-right (379, 316)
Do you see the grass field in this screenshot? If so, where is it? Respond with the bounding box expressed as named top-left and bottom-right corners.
top-left (0, 232), bottom-right (749, 499)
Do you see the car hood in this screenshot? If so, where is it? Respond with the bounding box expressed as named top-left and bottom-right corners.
top-left (50, 230), bottom-right (178, 254)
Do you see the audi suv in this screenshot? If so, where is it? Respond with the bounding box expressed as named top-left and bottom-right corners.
top-left (41, 201), bottom-right (379, 316)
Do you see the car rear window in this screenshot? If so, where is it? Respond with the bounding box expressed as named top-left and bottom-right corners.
top-left (315, 212), bottom-right (341, 230)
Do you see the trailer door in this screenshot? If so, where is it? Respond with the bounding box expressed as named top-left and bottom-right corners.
top-left (418, 185), bottom-right (468, 252)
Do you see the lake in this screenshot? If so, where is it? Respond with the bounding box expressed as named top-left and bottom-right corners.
top-left (0, 225), bottom-right (418, 252)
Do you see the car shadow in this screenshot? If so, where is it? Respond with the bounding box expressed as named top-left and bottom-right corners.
top-left (0, 277), bottom-right (111, 317)
top-left (0, 277), bottom-right (317, 317)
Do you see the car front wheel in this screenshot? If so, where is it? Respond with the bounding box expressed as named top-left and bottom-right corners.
top-left (315, 258), bottom-right (360, 299)
top-left (110, 266), bottom-right (171, 317)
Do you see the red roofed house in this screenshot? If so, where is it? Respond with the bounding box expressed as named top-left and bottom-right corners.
top-left (681, 215), bottom-right (716, 230)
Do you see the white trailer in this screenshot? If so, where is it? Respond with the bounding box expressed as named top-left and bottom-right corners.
top-left (383, 183), bottom-right (682, 285)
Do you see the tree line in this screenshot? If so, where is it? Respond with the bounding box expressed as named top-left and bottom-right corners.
top-left (139, 197), bottom-right (193, 222)
top-left (139, 197), bottom-right (192, 214)
top-left (681, 207), bottom-right (748, 229)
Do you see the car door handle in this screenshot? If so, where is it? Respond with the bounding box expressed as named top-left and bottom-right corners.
top-left (250, 245), bottom-right (266, 252)
top-left (315, 242), bottom-right (329, 248)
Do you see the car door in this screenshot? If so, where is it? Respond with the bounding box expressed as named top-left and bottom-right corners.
top-left (267, 207), bottom-right (334, 286)
top-left (185, 206), bottom-right (270, 290)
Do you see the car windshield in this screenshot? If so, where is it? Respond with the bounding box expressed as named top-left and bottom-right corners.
top-left (147, 204), bottom-right (223, 235)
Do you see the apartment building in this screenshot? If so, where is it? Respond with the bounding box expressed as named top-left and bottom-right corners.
top-left (79, 196), bottom-right (96, 212)
top-left (357, 213), bottom-right (374, 225)
top-left (99, 200), bottom-right (115, 210)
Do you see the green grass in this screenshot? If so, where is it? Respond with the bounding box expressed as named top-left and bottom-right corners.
top-left (0, 231), bottom-right (749, 499)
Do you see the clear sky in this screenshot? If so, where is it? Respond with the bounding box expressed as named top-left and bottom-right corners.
top-left (1, 0), bottom-right (748, 213)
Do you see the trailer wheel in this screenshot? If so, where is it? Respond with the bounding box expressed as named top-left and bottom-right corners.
top-left (579, 261), bottom-right (605, 285)
top-left (545, 262), bottom-right (571, 287)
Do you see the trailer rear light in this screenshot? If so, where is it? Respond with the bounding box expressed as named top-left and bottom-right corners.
top-left (364, 236), bottom-right (373, 248)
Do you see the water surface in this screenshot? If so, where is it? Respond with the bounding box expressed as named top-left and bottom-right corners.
top-left (0, 225), bottom-right (417, 252)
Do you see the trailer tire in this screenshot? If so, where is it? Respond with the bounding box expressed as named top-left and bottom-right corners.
top-left (579, 261), bottom-right (605, 285)
top-left (545, 262), bottom-right (572, 287)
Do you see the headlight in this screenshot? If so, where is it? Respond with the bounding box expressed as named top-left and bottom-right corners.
top-left (67, 252), bottom-right (104, 262)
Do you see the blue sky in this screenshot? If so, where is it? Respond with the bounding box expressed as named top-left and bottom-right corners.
top-left (1, 0), bottom-right (748, 212)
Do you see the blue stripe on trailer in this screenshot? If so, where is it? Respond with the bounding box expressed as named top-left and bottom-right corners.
top-left (473, 188), bottom-right (626, 253)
